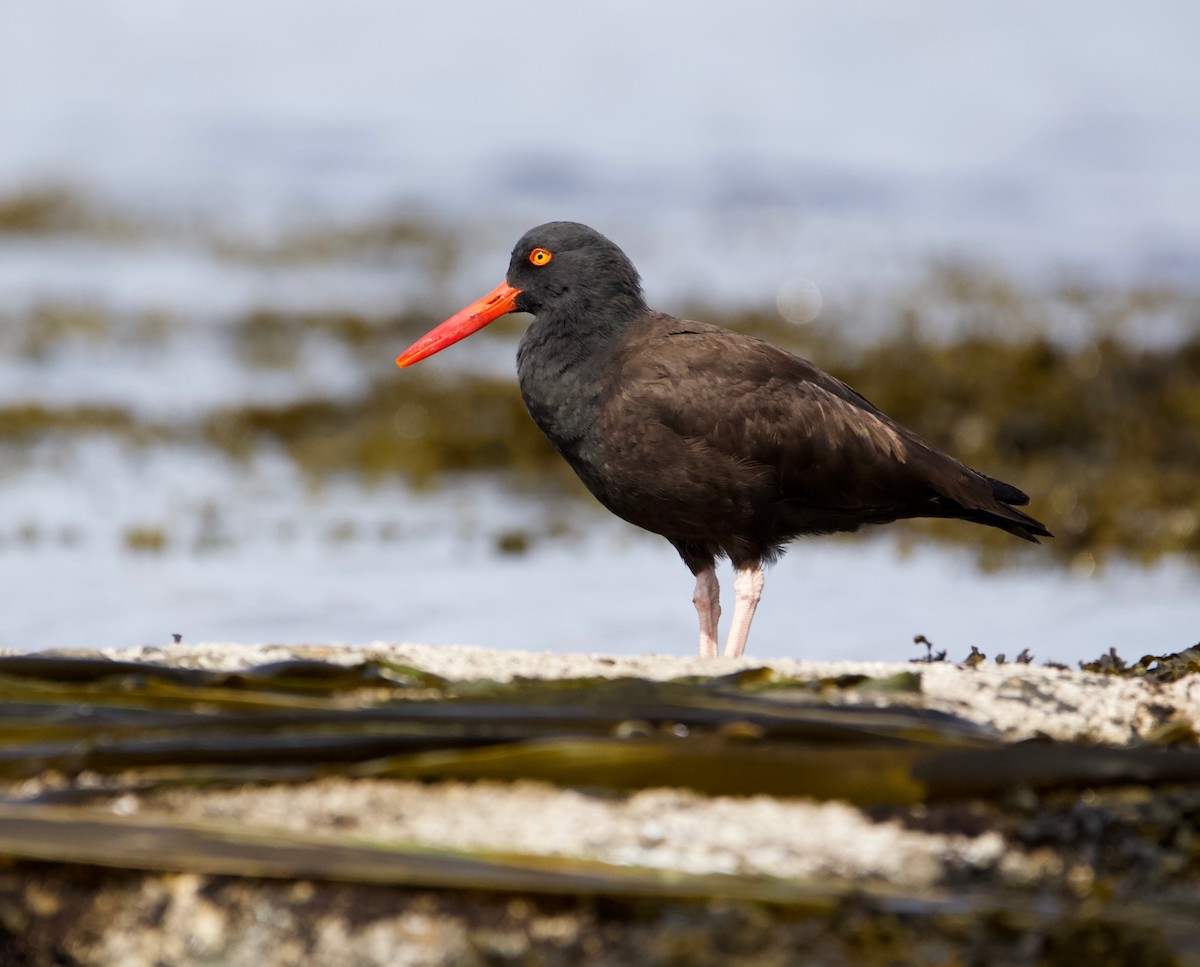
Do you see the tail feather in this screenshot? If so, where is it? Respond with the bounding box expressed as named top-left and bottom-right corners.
top-left (981, 473), bottom-right (1031, 507)
top-left (970, 475), bottom-right (1052, 543)
top-left (974, 504), bottom-right (1052, 543)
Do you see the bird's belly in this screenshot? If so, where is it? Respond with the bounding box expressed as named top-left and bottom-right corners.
top-left (568, 424), bottom-right (781, 540)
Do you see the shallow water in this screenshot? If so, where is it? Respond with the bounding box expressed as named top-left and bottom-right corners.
top-left (1, 443), bottom-right (1195, 663)
top-left (10, 500), bottom-right (1198, 664)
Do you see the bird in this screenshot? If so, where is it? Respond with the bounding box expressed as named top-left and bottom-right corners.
top-left (397, 221), bottom-right (1050, 658)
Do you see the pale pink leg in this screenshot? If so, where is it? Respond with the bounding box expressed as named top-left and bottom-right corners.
top-left (692, 567), bottom-right (721, 657)
top-left (723, 564), bottom-right (765, 658)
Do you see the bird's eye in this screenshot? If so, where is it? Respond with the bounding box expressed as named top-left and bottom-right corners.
top-left (529, 248), bottom-right (553, 266)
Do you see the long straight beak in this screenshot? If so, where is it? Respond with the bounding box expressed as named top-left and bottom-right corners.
top-left (396, 281), bottom-right (521, 367)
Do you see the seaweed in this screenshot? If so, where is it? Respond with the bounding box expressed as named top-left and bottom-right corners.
top-left (0, 652), bottom-right (1197, 964)
top-left (0, 655), bottom-right (1194, 804)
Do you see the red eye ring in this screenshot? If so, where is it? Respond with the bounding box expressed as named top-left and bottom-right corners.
top-left (529, 247), bottom-right (553, 266)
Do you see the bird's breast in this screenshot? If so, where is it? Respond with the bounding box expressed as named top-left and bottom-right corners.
top-left (516, 329), bottom-right (609, 457)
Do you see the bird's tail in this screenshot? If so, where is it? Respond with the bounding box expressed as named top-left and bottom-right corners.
top-left (968, 474), bottom-right (1052, 543)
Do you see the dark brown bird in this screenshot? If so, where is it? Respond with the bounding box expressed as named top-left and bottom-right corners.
top-left (397, 222), bottom-right (1050, 657)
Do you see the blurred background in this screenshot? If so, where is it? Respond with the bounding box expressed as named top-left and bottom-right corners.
top-left (1, 1), bottom-right (1197, 660)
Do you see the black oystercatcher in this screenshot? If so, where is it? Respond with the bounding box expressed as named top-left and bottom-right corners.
top-left (397, 222), bottom-right (1050, 657)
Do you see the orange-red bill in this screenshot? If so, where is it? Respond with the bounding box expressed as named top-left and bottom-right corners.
top-left (396, 281), bottom-right (521, 367)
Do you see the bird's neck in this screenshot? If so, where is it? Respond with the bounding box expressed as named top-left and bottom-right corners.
top-left (517, 309), bottom-right (620, 387)
top-left (516, 300), bottom-right (645, 449)
top-left (520, 291), bottom-right (646, 366)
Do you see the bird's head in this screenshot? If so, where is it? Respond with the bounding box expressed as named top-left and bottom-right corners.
top-left (397, 221), bottom-right (645, 367)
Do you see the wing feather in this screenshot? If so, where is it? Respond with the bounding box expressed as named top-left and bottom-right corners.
top-left (617, 321), bottom-right (967, 513)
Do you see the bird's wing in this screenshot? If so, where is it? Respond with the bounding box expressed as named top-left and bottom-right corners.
top-left (617, 321), bottom-right (983, 513)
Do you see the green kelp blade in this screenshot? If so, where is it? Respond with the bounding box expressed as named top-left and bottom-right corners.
top-left (0, 701), bottom-right (989, 782)
top-left (0, 655), bottom-right (987, 751)
top-left (0, 801), bottom-right (851, 909)
top-left (0, 804), bottom-right (1197, 948)
top-left (360, 737), bottom-right (930, 804)
top-left (228, 658), bottom-right (449, 691)
top-left (916, 741), bottom-right (1200, 798)
top-left (0, 672), bottom-right (381, 713)
top-left (0, 655), bottom-right (220, 685)
top-left (0, 660), bottom-right (997, 773)
top-left (0, 700), bottom-right (642, 749)
top-left (392, 694), bottom-right (992, 746)
top-left (0, 727), bottom-right (533, 780)
top-left (676, 667), bottom-right (923, 696)
top-left (0, 655), bottom-right (443, 697)
top-left (434, 676), bottom-right (994, 746)
top-left (364, 737), bottom-right (1200, 804)
top-left (0, 655), bottom-right (428, 689)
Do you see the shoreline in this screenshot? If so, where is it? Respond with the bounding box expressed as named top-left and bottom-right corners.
top-left (3, 642), bottom-right (1197, 966)
top-left (91, 640), bottom-right (1200, 745)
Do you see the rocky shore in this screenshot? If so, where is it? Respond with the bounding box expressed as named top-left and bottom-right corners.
top-left (1, 642), bottom-right (1197, 966)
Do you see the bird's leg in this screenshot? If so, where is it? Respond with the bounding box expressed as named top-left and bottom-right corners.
top-left (723, 564), bottom-right (765, 658)
top-left (692, 566), bottom-right (721, 657)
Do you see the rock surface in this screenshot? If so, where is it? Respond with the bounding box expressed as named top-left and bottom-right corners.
top-left (2, 642), bottom-right (1197, 967)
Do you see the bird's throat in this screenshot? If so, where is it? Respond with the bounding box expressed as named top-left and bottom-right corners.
top-left (516, 310), bottom-right (624, 455)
